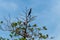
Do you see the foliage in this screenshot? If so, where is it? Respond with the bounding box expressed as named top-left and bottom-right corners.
top-left (0, 8), bottom-right (49, 40)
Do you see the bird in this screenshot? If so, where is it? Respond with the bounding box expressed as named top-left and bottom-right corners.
top-left (28, 8), bottom-right (32, 16)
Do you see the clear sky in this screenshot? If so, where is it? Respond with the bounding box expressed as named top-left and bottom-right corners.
top-left (0, 0), bottom-right (60, 40)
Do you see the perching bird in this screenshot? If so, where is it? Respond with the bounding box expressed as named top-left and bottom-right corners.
top-left (28, 8), bottom-right (32, 16)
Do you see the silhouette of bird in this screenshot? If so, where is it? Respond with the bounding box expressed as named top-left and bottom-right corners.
top-left (28, 8), bottom-right (32, 16)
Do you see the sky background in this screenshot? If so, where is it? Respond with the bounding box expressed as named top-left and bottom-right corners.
top-left (0, 0), bottom-right (60, 40)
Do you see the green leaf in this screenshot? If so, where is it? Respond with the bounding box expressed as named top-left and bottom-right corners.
top-left (19, 38), bottom-right (26, 40)
top-left (29, 28), bottom-right (34, 32)
top-left (9, 34), bottom-right (13, 38)
top-left (11, 31), bottom-right (14, 34)
top-left (32, 38), bottom-right (34, 40)
top-left (21, 27), bottom-right (25, 30)
top-left (14, 33), bottom-right (19, 36)
top-left (43, 26), bottom-right (47, 30)
top-left (0, 21), bottom-right (3, 24)
top-left (14, 39), bottom-right (18, 40)
top-left (7, 39), bottom-right (9, 40)
top-left (11, 22), bottom-right (17, 27)
top-left (37, 28), bottom-right (41, 30)
top-left (28, 24), bottom-right (31, 27)
top-left (39, 33), bottom-right (43, 38)
top-left (42, 35), bottom-right (46, 39)
top-left (33, 24), bottom-right (37, 27)
top-left (34, 33), bottom-right (37, 36)
top-left (39, 33), bottom-right (42, 35)
top-left (46, 34), bottom-right (48, 38)
top-left (17, 21), bottom-right (22, 25)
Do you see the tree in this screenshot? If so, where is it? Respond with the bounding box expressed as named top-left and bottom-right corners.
top-left (0, 8), bottom-right (49, 40)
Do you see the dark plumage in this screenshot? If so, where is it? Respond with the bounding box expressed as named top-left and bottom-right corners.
top-left (28, 8), bottom-right (32, 16)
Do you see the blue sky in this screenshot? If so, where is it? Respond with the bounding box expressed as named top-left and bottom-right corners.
top-left (0, 0), bottom-right (60, 40)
